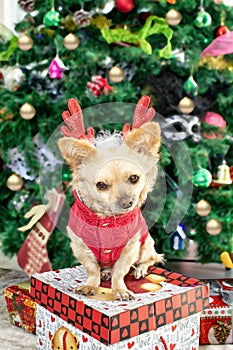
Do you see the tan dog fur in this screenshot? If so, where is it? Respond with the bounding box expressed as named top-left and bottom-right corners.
top-left (58, 121), bottom-right (164, 301)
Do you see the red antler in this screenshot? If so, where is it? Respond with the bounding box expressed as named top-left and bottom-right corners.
top-left (132, 96), bottom-right (155, 128)
top-left (61, 98), bottom-right (95, 141)
top-left (122, 96), bottom-right (155, 138)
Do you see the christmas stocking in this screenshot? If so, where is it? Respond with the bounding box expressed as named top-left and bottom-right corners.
top-left (17, 189), bottom-right (65, 276)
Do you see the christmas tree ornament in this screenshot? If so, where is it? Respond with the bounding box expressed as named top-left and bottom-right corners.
top-left (87, 75), bottom-right (114, 97)
top-left (101, 15), bottom-right (173, 57)
top-left (214, 24), bottom-right (230, 37)
top-left (17, 0), bottom-right (35, 12)
top-left (206, 218), bottom-right (222, 235)
top-left (17, 33), bottom-right (33, 51)
top-left (202, 111), bottom-right (226, 139)
top-left (194, 6), bottom-right (212, 28)
top-left (178, 97), bottom-right (195, 114)
top-left (0, 107), bottom-right (13, 122)
top-left (63, 33), bottom-right (80, 50)
top-left (230, 166), bottom-right (233, 181)
top-left (73, 9), bottom-right (92, 27)
top-left (7, 174), bottom-right (24, 191)
top-left (62, 14), bottom-right (77, 32)
top-left (161, 114), bottom-right (201, 142)
top-left (213, 160), bottom-right (232, 185)
top-left (108, 66), bottom-right (125, 83)
top-left (17, 189), bottom-right (65, 275)
top-left (96, 0), bottom-right (115, 14)
top-left (201, 31), bottom-right (233, 57)
top-left (43, 9), bottom-right (61, 28)
top-left (165, 9), bottom-right (182, 26)
top-left (7, 146), bottom-right (35, 180)
top-left (19, 102), bottom-right (36, 119)
top-left (183, 76), bottom-right (198, 95)
top-left (49, 55), bottom-right (66, 79)
top-left (192, 167), bottom-right (212, 187)
top-left (195, 199), bottom-right (211, 216)
top-left (2, 66), bottom-right (25, 91)
top-left (170, 224), bottom-right (186, 250)
top-left (115, 0), bottom-right (135, 13)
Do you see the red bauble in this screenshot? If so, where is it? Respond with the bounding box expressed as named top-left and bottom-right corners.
top-left (214, 25), bottom-right (230, 37)
top-left (115, 0), bottom-right (134, 13)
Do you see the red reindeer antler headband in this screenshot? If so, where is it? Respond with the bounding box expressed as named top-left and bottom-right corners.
top-left (61, 96), bottom-right (155, 141)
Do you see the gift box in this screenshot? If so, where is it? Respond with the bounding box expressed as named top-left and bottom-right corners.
top-left (200, 279), bottom-right (233, 345)
top-left (5, 280), bottom-right (36, 334)
top-left (31, 265), bottom-right (209, 350)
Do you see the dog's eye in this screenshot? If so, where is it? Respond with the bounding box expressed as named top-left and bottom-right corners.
top-left (96, 182), bottom-right (109, 190)
top-left (129, 175), bottom-right (139, 184)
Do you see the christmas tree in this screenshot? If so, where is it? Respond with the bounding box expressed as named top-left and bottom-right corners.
top-left (0, 0), bottom-right (233, 272)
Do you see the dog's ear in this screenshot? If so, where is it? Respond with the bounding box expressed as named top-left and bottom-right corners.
top-left (124, 122), bottom-right (161, 158)
top-left (58, 137), bottom-right (96, 167)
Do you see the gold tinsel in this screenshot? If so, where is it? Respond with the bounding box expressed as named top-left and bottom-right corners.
top-left (199, 56), bottom-right (233, 72)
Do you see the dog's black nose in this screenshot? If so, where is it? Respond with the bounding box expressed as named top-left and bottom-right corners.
top-left (118, 196), bottom-right (133, 209)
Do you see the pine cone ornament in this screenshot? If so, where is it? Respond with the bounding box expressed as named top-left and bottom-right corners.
top-left (73, 9), bottom-right (91, 27)
top-left (17, 0), bottom-right (35, 12)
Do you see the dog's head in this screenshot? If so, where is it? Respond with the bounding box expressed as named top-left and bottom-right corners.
top-left (58, 98), bottom-right (161, 217)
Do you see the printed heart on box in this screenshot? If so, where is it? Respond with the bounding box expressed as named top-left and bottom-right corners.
top-left (131, 310), bottom-right (137, 321)
top-left (49, 331), bottom-right (53, 340)
top-left (127, 341), bottom-right (135, 349)
top-left (208, 323), bottom-right (232, 344)
top-left (51, 315), bottom-right (55, 322)
top-left (54, 277), bottom-right (61, 281)
top-left (122, 328), bottom-right (129, 338)
top-left (38, 320), bottom-right (42, 328)
top-left (112, 317), bottom-right (119, 327)
top-left (181, 294), bottom-right (187, 303)
top-left (82, 335), bottom-right (88, 343)
top-left (39, 339), bottom-right (43, 346)
top-left (158, 315), bottom-right (165, 325)
top-left (166, 299), bottom-right (172, 308)
top-left (172, 325), bottom-right (177, 332)
top-left (155, 346), bottom-right (159, 350)
top-left (191, 328), bottom-right (195, 336)
top-left (180, 276), bottom-right (187, 281)
top-left (170, 344), bottom-right (176, 350)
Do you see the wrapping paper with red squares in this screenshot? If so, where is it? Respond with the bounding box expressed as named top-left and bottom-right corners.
top-left (31, 265), bottom-right (209, 345)
top-left (36, 305), bottom-right (201, 350)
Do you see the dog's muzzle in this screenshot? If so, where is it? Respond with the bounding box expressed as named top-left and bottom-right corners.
top-left (118, 196), bottom-right (133, 209)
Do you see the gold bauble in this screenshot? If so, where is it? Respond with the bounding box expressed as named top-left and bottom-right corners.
top-left (195, 199), bottom-right (211, 216)
top-left (20, 103), bottom-right (36, 120)
top-left (178, 97), bottom-right (195, 114)
top-left (206, 219), bottom-right (222, 235)
top-left (108, 66), bottom-right (125, 83)
top-left (63, 33), bottom-right (80, 50)
top-left (7, 174), bottom-right (23, 191)
top-left (166, 9), bottom-right (182, 26)
top-left (18, 34), bottom-right (33, 51)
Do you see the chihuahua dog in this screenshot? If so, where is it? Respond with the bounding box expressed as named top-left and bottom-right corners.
top-left (58, 96), bottom-right (164, 301)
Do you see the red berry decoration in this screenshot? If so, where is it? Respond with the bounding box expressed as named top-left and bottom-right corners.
top-left (115, 0), bottom-right (134, 13)
top-left (214, 25), bottom-right (230, 37)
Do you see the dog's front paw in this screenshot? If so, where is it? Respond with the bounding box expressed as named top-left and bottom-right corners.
top-left (113, 289), bottom-right (135, 301)
top-left (133, 264), bottom-right (148, 279)
top-left (74, 285), bottom-right (97, 296)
